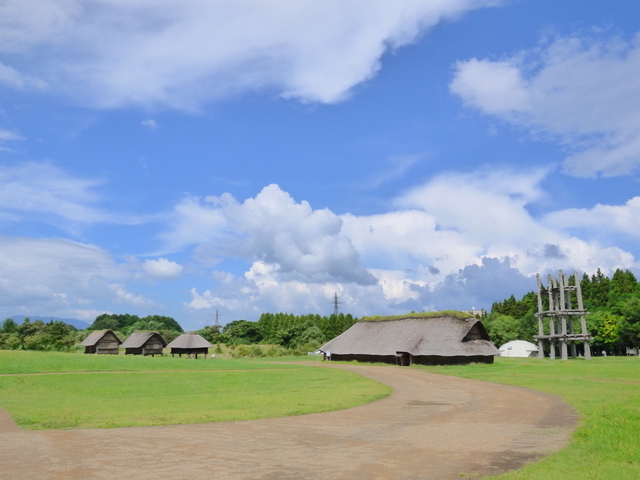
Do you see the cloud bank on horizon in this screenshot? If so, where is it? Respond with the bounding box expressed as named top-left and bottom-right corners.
top-left (1, 0), bottom-right (639, 329)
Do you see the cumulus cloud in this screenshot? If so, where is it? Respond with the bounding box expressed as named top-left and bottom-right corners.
top-left (0, 0), bottom-right (497, 109)
top-left (186, 269), bottom-right (390, 321)
top-left (175, 169), bottom-right (640, 322)
top-left (450, 32), bottom-right (640, 177)
top-left (342, 167), bottom-right (562, 276)
top-left (164, 184), bottom-right (376, 285)
top-left (0, 236), bottom-right (153, 319)
top-left (414, 257), bottom-right (535, 312)
top-left (142, 257), bottom-right (184, 280)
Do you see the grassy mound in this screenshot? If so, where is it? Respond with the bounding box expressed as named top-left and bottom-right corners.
top-left (359, 310), bottom-right (473, 322)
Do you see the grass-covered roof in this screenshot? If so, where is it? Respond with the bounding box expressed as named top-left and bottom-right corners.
top-left (358, 310), bottom-right (474, 322)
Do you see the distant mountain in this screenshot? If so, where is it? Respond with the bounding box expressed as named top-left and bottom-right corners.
top-left (10, 315), bottom-right (91, 330)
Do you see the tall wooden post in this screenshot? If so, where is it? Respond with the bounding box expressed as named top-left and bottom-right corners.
top-left (575, 272), bottom-right (592, 359)
top-left (536, 274), bottom-right (545, 359)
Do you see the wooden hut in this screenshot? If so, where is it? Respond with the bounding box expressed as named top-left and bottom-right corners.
top-left (320, 312), bottom-right (498, 366)
top-left (80, 329), bottom-right (122, 355)
top-left (121, 332), bottom-right (167, 356)
top-left (166, 333), bottom-right (213, 358)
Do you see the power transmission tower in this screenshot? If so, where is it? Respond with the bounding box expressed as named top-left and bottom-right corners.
top-left (331, 292), bottom-right (342, 315)
top-left (214, 309), bottom-right (221, 328)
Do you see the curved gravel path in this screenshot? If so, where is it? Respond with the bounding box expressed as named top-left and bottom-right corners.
top-left (0, 363), bottom-right (577, 480)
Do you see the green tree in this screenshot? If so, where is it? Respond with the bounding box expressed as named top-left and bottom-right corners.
top-left (484, 314), bottom-right (521, 347)
top-left (16, 319), bottom-right (37, 348)
top-left (587, 311), bottom-right (622, 350)
top-left (140, 315), bottom-right (183, 332)
top-left (223, 320), bottom-right (263, 344)
top-left (1, 318), bottom-right (18, 334)
top-left (618, 296), bottom-right (640, 346)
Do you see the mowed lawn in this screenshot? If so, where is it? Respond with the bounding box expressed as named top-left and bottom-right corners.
top-left (0, 351), bottom-right (391, 430)
top-left (417, 356), bottom-right (640, 480)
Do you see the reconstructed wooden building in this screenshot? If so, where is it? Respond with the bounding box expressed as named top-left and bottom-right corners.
top-left (166, 333), bottom-right (213, 358)
top-left (121, 331), bottom-right (167, 356)
top-left (320, 312), bottom-right (498, 366)
top-left (80, 329), bottom-right (122, 355)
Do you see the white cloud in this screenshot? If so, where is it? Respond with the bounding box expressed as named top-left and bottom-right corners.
top-left (0, 128), bottom-right (24, 151)
top-left (544, 196), bottom-right (640, 240)
top-left (342, 167), bottom-right (562, 276)
top-left (0, 161), bottom-right (149, 227)
top-left (0, 0), bottom-right (498, 109)
top-left (108, 284), bottom-right (155, 308)
top-left (141, 119), bottom-right (157, 129)
top-left (0, 161), bottom-right (105, 223)
top-left (0, 129), bottom-right (23, 142)
top-left (142, 257), bottom-right (184, 280)
top-left (0, 62), bottom-right (45, 89)
top-left (164, 184), bottom-right (377, 285)
top-left (186, 270), bottom-right (390, 320)
top-left (450, 32), bottom-right (640, 177)
top-left (0, 236), bottom-right (154, 319)
top-left (176, 170), bottom-right (640, 321)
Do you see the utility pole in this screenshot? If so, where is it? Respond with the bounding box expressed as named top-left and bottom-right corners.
top-left (331, 292), bottom-right (342, 316)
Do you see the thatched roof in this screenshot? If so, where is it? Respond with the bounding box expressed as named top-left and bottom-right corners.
top-left (121, 331), bottom-right (167, 349)
top-left (166, 333), bottom-right (213, 349)
top-left (80, 329), bottom-right (122, 346)
top-left (320, 314), bottom-right (498, 357)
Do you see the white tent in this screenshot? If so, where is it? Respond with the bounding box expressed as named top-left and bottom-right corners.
top-left (498, 340), bottom-right (539, 358)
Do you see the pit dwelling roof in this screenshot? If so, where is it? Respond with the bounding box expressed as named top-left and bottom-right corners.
top-left (320, 313), bottom-right (498, 357)
top-left (166, 333), bottom-right (213, 349)
top-left (80, 329), bottom-right (122, 347)
top-left (121, 331), bottom-right (167, 349)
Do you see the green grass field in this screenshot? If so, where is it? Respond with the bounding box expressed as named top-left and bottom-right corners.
top-left (0, 351), bottom-right (391, 429)
top-left (0, 349), bottom-right (302, 374)
top-left (417, 356), bottom-right (640, 480)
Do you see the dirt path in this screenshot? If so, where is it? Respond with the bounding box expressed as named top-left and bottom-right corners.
top-left (0, 364), bottom-right (577, 480)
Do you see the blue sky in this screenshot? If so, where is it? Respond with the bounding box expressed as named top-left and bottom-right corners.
top-left (2, 0), bottom-right (640, 330)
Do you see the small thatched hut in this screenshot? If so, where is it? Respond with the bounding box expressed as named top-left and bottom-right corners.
top-left (166, 333), bottom-right (213, 358)
top-left (121, 332), bottom-right (167, 356)
top-left (80, 329), bottom-right (122, 355)
top-left (320, 311), bottom-right (498, 366)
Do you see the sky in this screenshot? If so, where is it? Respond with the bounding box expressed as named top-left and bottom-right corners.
top-left (2, 0), bottom-right (640, 330)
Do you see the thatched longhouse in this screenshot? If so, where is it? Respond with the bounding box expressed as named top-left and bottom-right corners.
top-left (80, 329), bottom-right (122, 354)
top-left (121, 332), bottom-right (167, 356)
top-left (166, 333), bottom-right (213, 358)
top-left (320, 312), bottom-right (498, 366)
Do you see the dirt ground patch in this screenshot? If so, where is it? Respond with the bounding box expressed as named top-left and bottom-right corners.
top-left (0, 363), bottom-right (577, 480)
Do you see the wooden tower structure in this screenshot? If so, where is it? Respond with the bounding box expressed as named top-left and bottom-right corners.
top-left (534, 270), bottom-right (592, 360)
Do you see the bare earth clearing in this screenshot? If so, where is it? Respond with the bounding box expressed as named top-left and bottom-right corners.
top-left (0, 363), bottom-right (577, 480)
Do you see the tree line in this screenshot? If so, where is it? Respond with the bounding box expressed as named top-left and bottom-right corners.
top-left (198, 312), bottom-right (357, 353)
top-left (0, 313), bottom-right (185, 351)
top-left (0, 318), bottom-right (79, 351)
top-left (0, 311), bottom-right (357, 353)
top-left (484, 268), bottom-right (640, 353)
